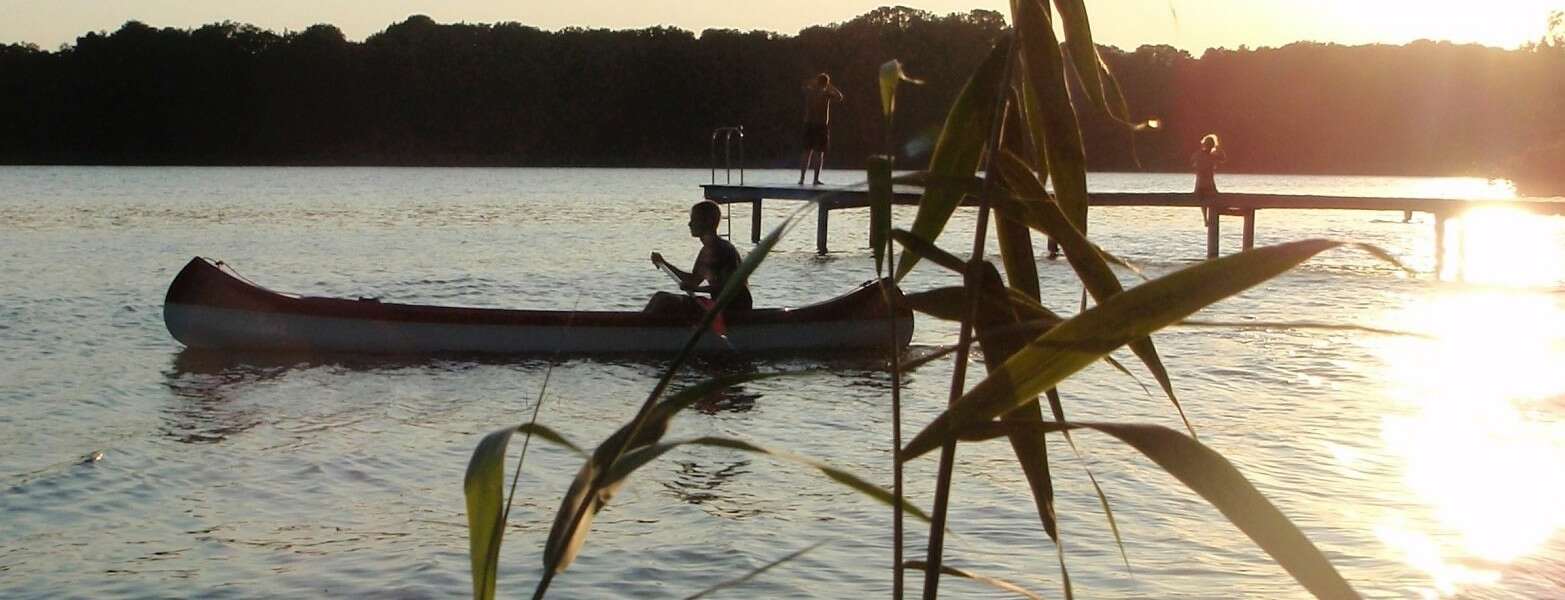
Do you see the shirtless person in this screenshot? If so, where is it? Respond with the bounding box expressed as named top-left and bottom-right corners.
top-left (798, 73), bottom-right (844, 186)
top-left (649, 200), bottom-right (753, 313)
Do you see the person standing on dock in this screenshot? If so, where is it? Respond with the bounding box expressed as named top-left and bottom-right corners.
top-left (1192, 133), bottom-right (1227, 224)
top-left (649, 200), bottom-right (754, 313)
top-left (798, 73), bottom-right (844, 186)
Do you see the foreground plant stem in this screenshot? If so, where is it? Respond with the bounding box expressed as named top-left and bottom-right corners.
top-left (869, 155), bottom-right (907, 600)
top-left (921, 46), bottom-right (1016, 599)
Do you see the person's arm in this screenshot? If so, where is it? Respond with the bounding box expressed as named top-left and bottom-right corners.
top-left (684, 247), bottom-right (716, 292)
top-left (1213, 148), bottom-right (1227, 163)
top-left (651, 252), bottom-right (701, 290)
top-left (827, 84), bottom-right (843, 101)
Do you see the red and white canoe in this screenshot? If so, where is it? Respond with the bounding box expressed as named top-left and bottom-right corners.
top-left (163, 257), bottom-right (913, 355)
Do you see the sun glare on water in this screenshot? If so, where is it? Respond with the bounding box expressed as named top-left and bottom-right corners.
top-left (1439, 206), bottom-right (1565, 286)
top-left (1370, 289), bottom-right (1565, 596)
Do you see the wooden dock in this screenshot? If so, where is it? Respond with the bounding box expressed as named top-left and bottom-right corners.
top-left (701, 183), bottom-right (1565, 267)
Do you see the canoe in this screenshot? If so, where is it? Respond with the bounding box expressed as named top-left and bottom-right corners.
top-left (163, 257), bottom-right (914, 355)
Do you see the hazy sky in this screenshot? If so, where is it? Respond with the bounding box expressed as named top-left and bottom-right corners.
top-left (2, 1), bottom-right (1559, 52)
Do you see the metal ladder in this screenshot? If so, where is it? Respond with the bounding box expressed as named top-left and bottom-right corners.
top-left (710, 126), bottom-right (744, 238)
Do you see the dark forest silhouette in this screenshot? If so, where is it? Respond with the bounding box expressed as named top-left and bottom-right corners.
top-left (1, 6), bottom-right (1562, 179)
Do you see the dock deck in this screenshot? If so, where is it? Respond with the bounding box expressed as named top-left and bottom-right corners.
top-left (701, 183), bottom-right (1565, 265)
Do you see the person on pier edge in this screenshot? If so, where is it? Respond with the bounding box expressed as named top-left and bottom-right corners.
top-left (798, 73), bottom-right (844, 186)
top-left (1192, 133), bottom-right (1228, 224)
top-left (648, 200), bottom-right (754, 314)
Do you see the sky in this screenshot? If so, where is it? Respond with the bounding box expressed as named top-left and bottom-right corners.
top-left (1, 0), bottom-right (1560, 52)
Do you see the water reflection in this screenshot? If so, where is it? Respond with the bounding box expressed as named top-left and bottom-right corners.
top-left (160, 350), bottom-right (295, 444)
top-left (1372, 288), bottom-right (1565, 596)
top-left (1439, 207), bottom-right (1565, 286)
top-left (158, 348), bottom-right (871, 443)
top-left (663, 460), bottom-right (761, 518)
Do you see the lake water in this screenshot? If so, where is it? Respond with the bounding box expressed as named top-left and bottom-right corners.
top-left (1, 167), bottom-right (1562, 599)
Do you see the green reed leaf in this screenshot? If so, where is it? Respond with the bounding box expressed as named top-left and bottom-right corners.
top-left (869, 155), bottom-right (895, 274)
top-left (1176, 319), bottom-right (1427, 338)
top-left (954, 259), bottom-right (1063, 543)
top-left (889, 171), bottom-right (984, 195)
top-left (893, 38), bottom-right (1011, 281)
top-left (1041, 388), bottom-right (1132, 574)
top-left (1012, 0), bottom-right (1089, 231)
top-left (1051, 0), bottom-right (1133, 123)
top-left (464, 423), bottom-right (583, 600)
top-left (995, 152), bottom-right (1192, 436)
top-left (902, 343), bottom-right (962, 371)
top-left (903, 239), bottom-right (1385, 462)
top-left (542, 369), bottom-right (801, 575)
top-left (902, 560), bottom-right (1043, 599)
top-left (960, 421), bottom-right (1361, 599)
top-left (903, 286), bottom-right (1024, 324)
top-left (878, 59), bottom-right (924, 120)
top-left (891, 229), bottom-right (966, 275)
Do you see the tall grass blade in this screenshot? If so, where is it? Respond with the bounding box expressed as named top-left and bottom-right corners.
top-left (1051, 0), bottom-right (1135, 125)
top-left (903, 239), bottom-right (1393, 460)
top-left (464, 423), bottom-right (584, 600)
top-left (903, 286), bottom-right (1033, 324)
top-left (901, 561), bottom-right (1043, 599)
top-left (982, 127), bottom-right (1066, 546)
top-left (994, 152), bottom-right (1192, 436)
top-left (958, 261), bottom-right (1062, 545)
top-left (961, 421), bottom-right (1361, 599)
top-left (893, 39), bottom-right (1011, 281)
top-left (923, 47), bottom-right (1019, 598)
top-left (1176, 319), bottom-right (1427, 338)
top-left (879, 58), bottom-right (925, 161)
top-left (901, 343), bottom-right (962, 371)
top-left (1011, 0), bottom-right (1089, 232)
top-left (685, 542), bottom-right (827, 600)
top-left (869, 156), bottom-right (895, 273)
top-left (1042, 387), bottom-right (1131, 574)
top-left (889, 171), bottom-right (984, 196)
top-left (890, 229), bottom-right (967, 275)
top-left (542, 371), bottom-right (798, 575)
top-left (879, 59), bottom-right (925, 120)
top-left (869, 139), bottom-right (906, 599)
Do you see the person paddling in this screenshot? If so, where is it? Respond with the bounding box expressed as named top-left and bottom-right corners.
top-left (649, 200), bottom-right (753, 313)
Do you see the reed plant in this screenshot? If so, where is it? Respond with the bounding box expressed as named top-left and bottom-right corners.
top-left (464, 1), bottom-right (1396, 597)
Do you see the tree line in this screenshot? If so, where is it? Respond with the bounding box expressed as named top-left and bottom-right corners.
top-left (1, 6), bottom-right (1561, 178)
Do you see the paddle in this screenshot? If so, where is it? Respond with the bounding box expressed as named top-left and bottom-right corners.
top-left (654, 257), bottom-right (728, 337)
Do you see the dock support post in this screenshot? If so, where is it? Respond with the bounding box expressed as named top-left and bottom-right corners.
top-left (1434, 213), bottom-right (1447, 275)
top-left (750, 199), bottom-right (762, 243)
top-left (1205, 207), bottom-right (1220, 259)
top-left (1242, 209), bottom-right (1256, 250)
top-left (816, 205), bottom-right (829, 255)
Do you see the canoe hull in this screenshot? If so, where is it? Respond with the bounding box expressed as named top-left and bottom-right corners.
top-left (163, 258), bottom-right (913, 355)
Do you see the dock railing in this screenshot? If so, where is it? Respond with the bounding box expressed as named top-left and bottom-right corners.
top-left (700, 182), bottom-right (1565, 271)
